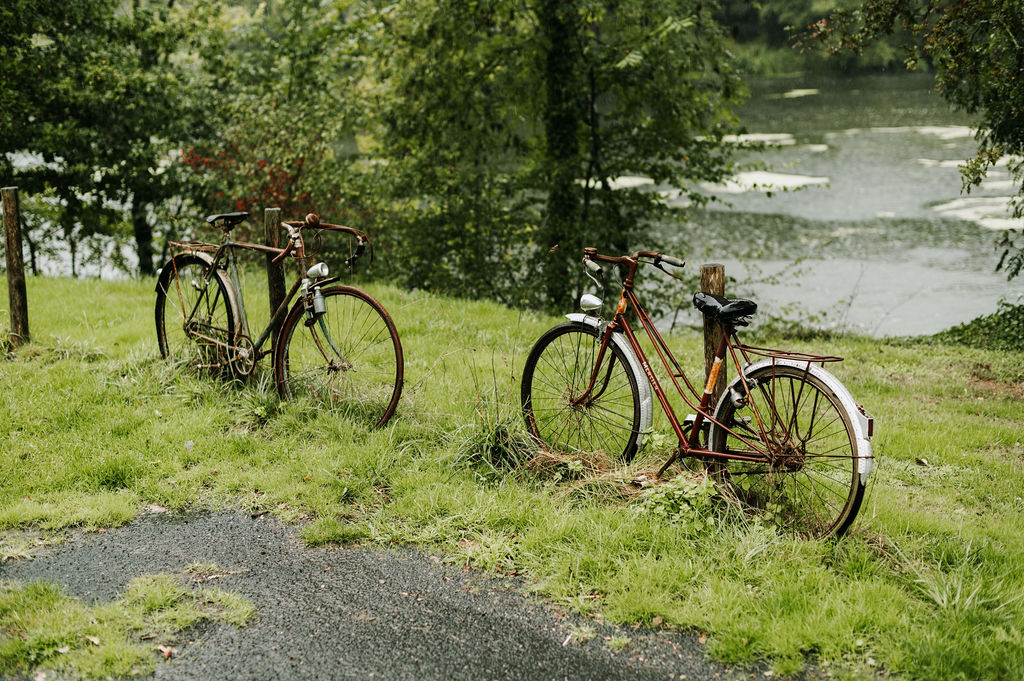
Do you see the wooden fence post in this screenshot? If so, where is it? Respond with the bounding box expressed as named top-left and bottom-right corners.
top-left (264, 207), bottom-right (285, 347)
top-left (700, 263), bottom-right (726, 402)
top-left (2, 187), bottom-right (29, 347)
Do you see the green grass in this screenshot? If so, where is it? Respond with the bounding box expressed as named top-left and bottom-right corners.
top-left (2, 273), bottom-right (1024, 680)
top-left (0, 571), bottom-right (253, 678)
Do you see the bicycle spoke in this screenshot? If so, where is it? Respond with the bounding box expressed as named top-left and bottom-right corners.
top-left (278, 287), bottom-right (402, 429)
top-left (523, 324), bottom-right (641, 460)
top-left (711, 364), bottom-right (863, 538)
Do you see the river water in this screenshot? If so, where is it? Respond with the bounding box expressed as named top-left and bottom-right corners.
top-left (664, 72), bottom-right (1024, 338)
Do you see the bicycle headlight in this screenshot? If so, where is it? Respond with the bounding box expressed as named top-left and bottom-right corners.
top-left (579, 293), bottom-right (602, 312)
top-left (307, 262), bottom-right (329, 278)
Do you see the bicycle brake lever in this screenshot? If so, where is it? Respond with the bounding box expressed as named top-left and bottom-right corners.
top-left (652, 260), bottom-right (687, 282)
top-left (583, 260), bottom-right (603, 289)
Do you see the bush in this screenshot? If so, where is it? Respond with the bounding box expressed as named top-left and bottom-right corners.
top-left (930, 301), bottom-right (1024, 352)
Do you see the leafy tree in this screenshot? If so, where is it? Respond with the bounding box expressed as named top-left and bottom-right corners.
top-left (371, 0), bottom-right (745, 309)
top-left (99, 0), bottom-right (215, 276)
top-left (716, 0), bottom-right (912, 74)
top-left (182, 0), bottom-right (370, 242)
top-left (1, 0), bottom-right (122, 276)
top-left (0, 0), bottom-right (214, 276)
top-left (799, 0), bottom-right (1024, 279)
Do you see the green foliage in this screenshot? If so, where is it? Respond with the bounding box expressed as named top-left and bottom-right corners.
top-left (930, 301), bottom-right (1024, 352)
top-left (0, 0), bottom-right (217, 275)
top-left (798, 0), bottom-right (1024, 281)
top-left (182, 0), bottom-right (372, 228)
top-left (635, 472), bottom-right (718, 533)
top-left (370, 0), bottom-right (746, 309)
top-left (717, 0), bottom-right (912, 75)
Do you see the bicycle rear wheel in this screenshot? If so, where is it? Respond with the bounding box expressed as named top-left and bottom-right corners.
top-left (521, 322), bottom-right (642, 461)
top-left (274, 286), bottom-right (403, 429)
top-left (709, 364), bottom-right (864, 538)
top-left (155, 254), bottom-right (236, 372)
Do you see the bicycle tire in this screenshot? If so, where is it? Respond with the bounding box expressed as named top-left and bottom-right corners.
top-left (708, 363), bottom-right (864, 538)
top-left (521, 322), bottom-right (642, 461)
top-left (155, 254), bottom-right (236, 373)
top-left (274, 285), bottom-right (403, 429)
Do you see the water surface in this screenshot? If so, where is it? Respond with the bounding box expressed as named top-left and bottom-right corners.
top-left (669, 73), bottom-right (1024, 337)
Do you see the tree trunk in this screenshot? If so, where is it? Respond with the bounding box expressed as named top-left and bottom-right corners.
top-left (538, 0), bottom-right (580, 309)
top-left (132, 195), bottom-right (155, 276)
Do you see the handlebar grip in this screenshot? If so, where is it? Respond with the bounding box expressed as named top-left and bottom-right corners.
top-left (660, 254), bottom-right (684, 268)
top-left (584, 258), bottom-right (602, 275)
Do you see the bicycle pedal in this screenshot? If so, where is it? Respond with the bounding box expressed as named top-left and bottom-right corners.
top-left (683, 414), bottom-right (709, 429)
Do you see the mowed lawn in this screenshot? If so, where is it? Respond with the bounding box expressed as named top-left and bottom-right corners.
top-left (2, 274), bottom-right (1023, 680)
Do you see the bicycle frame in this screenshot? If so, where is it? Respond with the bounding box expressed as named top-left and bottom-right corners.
top-left (575, 251), bottom-right (837, 478)
top-left (167, 218), bottom-right (364, 365)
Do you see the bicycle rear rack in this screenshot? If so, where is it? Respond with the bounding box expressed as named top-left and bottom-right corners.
top-left (735, 343), bottom-right (843, 366)
top-left (168, 240), bottom-right (219, 254)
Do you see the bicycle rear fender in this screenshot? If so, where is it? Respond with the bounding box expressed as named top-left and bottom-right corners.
top-left (565, 314), bottom-right (654, 451)
top-left (713, 358), bottom-right (874, 481)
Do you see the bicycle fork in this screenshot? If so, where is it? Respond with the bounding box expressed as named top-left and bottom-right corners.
top-left (302, 284), bottom-right (349, 371)
top-left (569, 327), bottom-right (620, 408)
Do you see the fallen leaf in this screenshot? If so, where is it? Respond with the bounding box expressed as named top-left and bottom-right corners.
top-left (651, 616), bottom-right (663, 627)
top-left (86, 635), bottom-right (100, 646)
top-left (157, 645), bottom-right (177, 659)
top-left (147, 504), bottom-right (168, 514)
top-left (57, 646), bottom-right (70, 654)
top-left (698, 632), bottom-right (707, 644)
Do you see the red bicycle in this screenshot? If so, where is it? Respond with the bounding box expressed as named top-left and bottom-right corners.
top-left (521, 248), bottom-right (874, 538)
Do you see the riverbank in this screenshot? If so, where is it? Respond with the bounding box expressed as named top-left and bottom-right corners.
top-left (2, 276), bottom-right (1023, 680)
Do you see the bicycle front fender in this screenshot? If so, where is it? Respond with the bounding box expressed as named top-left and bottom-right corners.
top-left (565, 313), bottom-right (654, 450)
top-left (712, 358), bottom-right (874, 481)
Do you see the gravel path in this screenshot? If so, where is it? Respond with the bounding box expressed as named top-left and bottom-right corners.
top-left (1, 511), bottom-right (747, 681)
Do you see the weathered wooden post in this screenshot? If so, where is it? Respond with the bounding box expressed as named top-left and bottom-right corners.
top-left (700, 263), bottom-right (726, 401)
top-left (264, 207), bottom-right (285, 346)
top-left (2, 187), bottom-right (29, 347)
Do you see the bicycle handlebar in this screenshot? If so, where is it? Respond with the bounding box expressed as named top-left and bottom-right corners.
top-left (582, 248), bottom-right (685, 272)
top-left (279, 214), bottom-right (374, 268)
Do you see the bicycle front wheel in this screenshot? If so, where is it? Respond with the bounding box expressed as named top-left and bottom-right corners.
top-left (709, 364), bottom-right (864, 538)
top-left (274, 286), bottom-right (403, 429)
top-left (521, 322), bottom-right (642, 461)
top-left (155, 254), bottom-right (236, 372)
